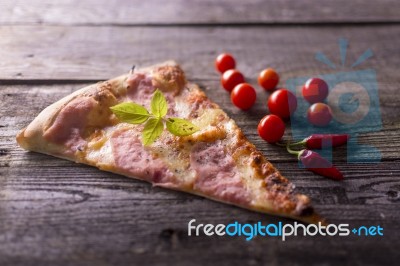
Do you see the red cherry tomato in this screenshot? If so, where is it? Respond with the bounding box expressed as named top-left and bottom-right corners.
top-left (231, 83), bottom-right (256, 110)
top-left (307, 103), bottom-right (332, 127)
top-left (215, 53), bottom-right (236, 73)
top-left (221, 69), bottom-right (245, 92)
top-left (257, 114), bottom-right (285, 143)
top-left (258, 68), bottom-right (279, 91)
top-left (302, 78), bottom-right (329, 104)
top-left (267, 89), bottom-right (297, 119)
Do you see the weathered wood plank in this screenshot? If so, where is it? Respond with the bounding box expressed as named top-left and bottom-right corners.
top-left (1, 24), bottom-right (400, 265)
top-left (1, 0), bottom-right (399, 25)
top-left (1, 84), bottom-right (400, 219)
top-left (1, 194), bottom-right (398, 266)
top-left (0, 25), bottom-right (399, 81)
top-left (1, 84), bottom-right (400, 162)
top-left (1, 79), bottom-right (399, 266)
top-left (2, 148), bottom-right (400, 207)
top-left (2, 106), bottom-right (400, 264)
top-left (1, 153), bottom-right (399, 265)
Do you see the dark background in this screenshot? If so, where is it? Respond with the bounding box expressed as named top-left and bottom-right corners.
top-left (1, 1), bottom-right (400, 265)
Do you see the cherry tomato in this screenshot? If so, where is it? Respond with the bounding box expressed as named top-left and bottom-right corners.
top-left (221, 69), bottom-right (245, 92)
top-left (258, 68), bottom-right (279, 91)
top-left (231, 83), bottom-right (256, 110)
top-left (307, 103), bottom-right (332, 127)
top-left (215, 53), bottom-right (236, 73)
top-left (302, 78), bottom-right (329, 104)
top-left (257, 114), bottom-right (285, 143)
top-left (267, 89), bottom-right (297, 119)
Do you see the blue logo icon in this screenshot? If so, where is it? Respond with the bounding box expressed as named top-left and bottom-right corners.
top-left (286, 38), bottom-right (382, 163)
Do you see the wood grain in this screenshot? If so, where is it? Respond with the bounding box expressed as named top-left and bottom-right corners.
top-left (1, 83), bottom-right (400, 161)
top-left (1, 163), bottom-right (399, 264)
top-left (1, 7), bottom-right (400, 264)
top-left (1, 84), bottom-right (399, 215)
top-left (1, 137), bottom-right (400, 266)
top-left (1, 0), bottom-right (399, 25)
top-left (0, 25), bottom-right (399, 81)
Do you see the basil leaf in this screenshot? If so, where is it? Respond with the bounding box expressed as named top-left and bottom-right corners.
top-left (166, 118), bottom-right (199, 136)
top-left (151, 89), bottom-right (168, 118)
top-left (142, 118), bottom-right (164, 146)
top-left (110, 102), bottom-right (150, 124)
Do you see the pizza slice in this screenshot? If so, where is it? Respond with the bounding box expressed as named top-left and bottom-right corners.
top-left (17, 61), bottom-right (324, 224)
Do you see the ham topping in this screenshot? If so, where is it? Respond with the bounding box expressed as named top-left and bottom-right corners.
top-left (190, 141), bottom-right (250, 205)
top-left (110, 128), bottom-right (177, 187)
top-left (43, 97), bottom-right (96, 154)
top-left (126, 72), bottom-right (176, 116)
top-left (126, 73), bottom-right (155, 103)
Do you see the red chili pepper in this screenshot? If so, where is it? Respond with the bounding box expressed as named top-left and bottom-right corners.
top-left (290, 134), bottom-right (349, 149)
top-left (298, 149), bottom-right (344, 180)
top-left (287, 145), bottom-right (344, 181)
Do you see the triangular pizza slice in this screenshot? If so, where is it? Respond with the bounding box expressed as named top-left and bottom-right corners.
top-left (17, 61), bottom-right (324, 224)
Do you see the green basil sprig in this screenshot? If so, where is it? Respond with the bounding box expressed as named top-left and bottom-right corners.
top-left (110, 89), bottom-right (199, 145)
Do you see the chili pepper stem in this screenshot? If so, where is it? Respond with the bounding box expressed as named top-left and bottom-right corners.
top-left (288, 140), bottom-right (306, 147)
top-left (286, 142), bottom-right (304, 160)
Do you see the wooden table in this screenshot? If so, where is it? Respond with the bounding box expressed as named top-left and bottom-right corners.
top-left (1, 1), bottom-right (399, 265)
